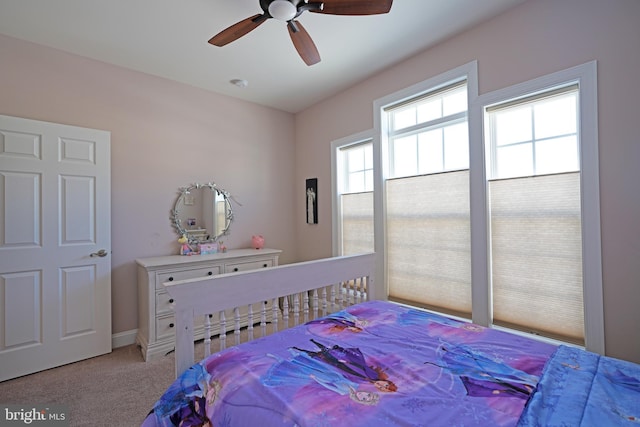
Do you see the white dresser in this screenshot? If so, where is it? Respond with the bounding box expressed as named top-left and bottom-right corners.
top-left (136, 248), bottom-right (282, 361)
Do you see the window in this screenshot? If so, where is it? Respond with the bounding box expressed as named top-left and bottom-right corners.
top-left (332, 133), bottom-right (374, 256)
top-left (343, 143), bottom-right (373, 194)
top-left (486, 86), bottom-right (585, 344)
top-left (369, 61), bottom-right (603, 353)
top-left (472, 62), bottom-right (603, 353)
top-left (489, 86), bottom-right (579, 179)
top-left (375, 63), bottom-right (476, 318)
top-left (388, 83), bottom-right (468, 177)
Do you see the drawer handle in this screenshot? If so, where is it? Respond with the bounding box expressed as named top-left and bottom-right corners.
top-left (207, 271), bottom-right (213, 276)
top-left (263, 264), bottom-right (268, 268)
top-left (169, 323), bottom-right (174, 328)
top-left (169, 299), bottom-right (174, 304)
top-left (233, 268), bottom-right (239, 272)
top-left (168, 277), bottom-right (174, 282)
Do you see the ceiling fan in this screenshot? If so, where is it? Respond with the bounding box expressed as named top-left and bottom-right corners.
top-left (208, 0), bottom-right (393, 66)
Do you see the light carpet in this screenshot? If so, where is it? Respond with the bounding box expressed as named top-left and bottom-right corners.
top-left (0, 344), bottom-right (178, 426)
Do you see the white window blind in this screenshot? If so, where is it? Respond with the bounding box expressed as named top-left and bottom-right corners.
top-left (387, 171), bottom-right (471, 317)
top-left (335, 140), bottom-right (374, 256)
top-left (340, 192), bottom-right (374, 255)
top-left (486, 84), bottom-right (585, 345)
top-left (489, 172), bottom-right (584, 344)
top-left (382, 78), bottom-right (471, 317)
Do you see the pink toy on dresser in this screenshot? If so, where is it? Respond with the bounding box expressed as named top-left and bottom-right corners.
top-left (252, 235), bottom-right (264, 249)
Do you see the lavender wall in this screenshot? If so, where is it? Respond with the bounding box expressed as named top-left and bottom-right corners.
top-left (294, 0), bottom-right (640, 363)
top-left (0, 34), bottom-right (297, 335)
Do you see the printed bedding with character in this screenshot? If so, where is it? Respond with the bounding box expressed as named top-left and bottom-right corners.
top-left (142, 300), bottom-right (640, 427)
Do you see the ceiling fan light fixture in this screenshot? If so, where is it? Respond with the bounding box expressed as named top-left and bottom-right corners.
top-left (268, 0), bottom-right (297, 21)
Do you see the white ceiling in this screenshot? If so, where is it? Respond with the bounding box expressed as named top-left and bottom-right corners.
top-left (0, 0), bottom-right (525, 113)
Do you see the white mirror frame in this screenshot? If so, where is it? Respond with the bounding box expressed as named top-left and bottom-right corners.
top-left (171, 182), bottom-right (235, 245)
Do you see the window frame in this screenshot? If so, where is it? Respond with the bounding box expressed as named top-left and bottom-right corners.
top-left (373, 61), bottom-right (479, 304)
top-left (331, 130), bottom-right (374, 258)
top-left (469, 61), bottom-right (604, 354)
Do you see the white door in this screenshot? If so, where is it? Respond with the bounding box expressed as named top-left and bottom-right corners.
top-left (0, 115), bottom-right (111, 382)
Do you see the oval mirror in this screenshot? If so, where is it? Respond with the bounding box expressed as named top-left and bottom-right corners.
top-left (171, 182), bottom-right (235, 244)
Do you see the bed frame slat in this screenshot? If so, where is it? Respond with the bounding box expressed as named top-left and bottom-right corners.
top-left (219, 311), bottom-right (226, 350)
top-left (233, 307), bottom-right (241, 346)
top-left (204, 314), bottom-right (212, 358)
top-left (271, 299), bottom-right (279, 333)
top-left (247, 304), bottom-right (254, 341)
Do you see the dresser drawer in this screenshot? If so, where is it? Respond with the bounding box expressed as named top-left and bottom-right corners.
top-left (155, 291), bottom-right (174, 315)
top-left (156, 315), bottom-right (176, 340)
top-left (156, 265), bottom-right (222, 289)
top-left (157, 312), bottom-right (215, 338)
top-left (225, 259), bottom-right (274, 273)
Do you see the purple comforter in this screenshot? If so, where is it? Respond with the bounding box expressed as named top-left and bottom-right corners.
top-left (142, 300), bottom-right (557, 427)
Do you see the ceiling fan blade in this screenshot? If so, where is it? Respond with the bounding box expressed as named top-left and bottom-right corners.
top-left (288, 21), bottom-right (321, 66)
top-left (311, 0), bottom-right (393, 15)
top-left (209, 14), bottom-right (268, 46)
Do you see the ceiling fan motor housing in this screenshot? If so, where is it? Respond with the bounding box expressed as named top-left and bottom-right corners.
top-left (268, 0), bottom-right (298, 21)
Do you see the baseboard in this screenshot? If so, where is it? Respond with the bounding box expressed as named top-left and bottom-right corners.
top-left (112, 329), bottom-right (138, 349)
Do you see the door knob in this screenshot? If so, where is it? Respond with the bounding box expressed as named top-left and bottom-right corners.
top-left (90, 249), bottom-right (109, 257)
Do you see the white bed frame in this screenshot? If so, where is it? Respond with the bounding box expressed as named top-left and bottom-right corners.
top-left (164, 253), bottom-right (376, 376)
